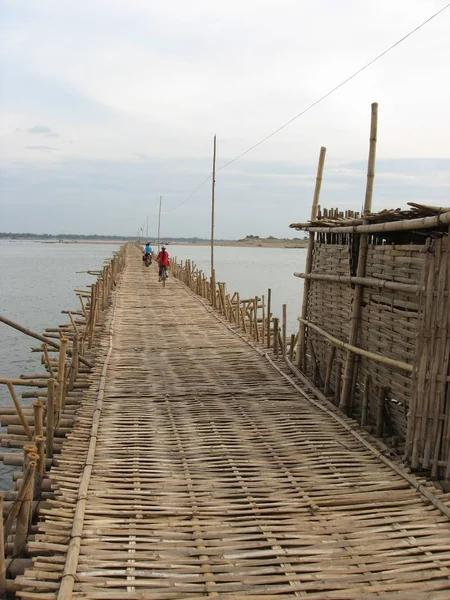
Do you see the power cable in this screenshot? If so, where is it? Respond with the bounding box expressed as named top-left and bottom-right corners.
top-left (170, 2), bottom-right (450, 210)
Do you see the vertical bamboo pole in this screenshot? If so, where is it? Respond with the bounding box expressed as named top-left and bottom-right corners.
top-left (289, 334), bottom-right (295, 362)
top-left (157, 195), bottom-right (163, 253)
top-left (6, 383), bottom-right (32, 441)
top-left (253, 297), bottom-right (259, 342)
top-left (12, 461), bottom-right (36, 557)
top-left (266, 289), bottom-right (272, 348)
top-left (46, 378), bottom-right (55, 459)
top-left (323, 346), bottom-right (336, 396)
top-left (56, 338), bottom-right (68, 416)
top-left (361, 373), bottom-right (371, 427)
top-left (340, 102), bottom-right (378, 413)
top-left (334, 361), bottom-right (342, 406)
top-left (0, 495), bottom-right (5, 595)
top-left (282, 304), bottom-right (287, 360)
top-left (297, 146), bottom-right (326, 370)
top-left (211, 134), bottom-right (217, 279)
top-left (273, 318), bottom-right (279, 357)
top-left (376, 386), bottom-right (385, 437)
top-left (261, 295), bottom-right (265, 344)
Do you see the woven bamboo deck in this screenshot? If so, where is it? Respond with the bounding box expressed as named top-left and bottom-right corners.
top-left (17, 249), bottom-right (450, 599)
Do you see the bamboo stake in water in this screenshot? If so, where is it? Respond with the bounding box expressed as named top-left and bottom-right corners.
top-left (297, 146), bottom-right (326, 370)
top-left (211, 134), bottom-right (217, 278)
top-left (266, 289), bottom-right (272, 348)
top-left (282, 304), bottom-right (287, 360)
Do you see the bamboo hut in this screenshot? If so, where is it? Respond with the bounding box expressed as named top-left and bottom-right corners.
top-left (291, 202), bottom-right (450, 484)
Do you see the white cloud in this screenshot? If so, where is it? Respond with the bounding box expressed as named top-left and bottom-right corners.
top-left (0, 0), bottom-right (449, 236)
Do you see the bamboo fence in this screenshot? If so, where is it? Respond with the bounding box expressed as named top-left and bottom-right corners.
top-left (291, 207), bottom-right (450, 483)
top-left (0, 247), bottom-right (126, 593)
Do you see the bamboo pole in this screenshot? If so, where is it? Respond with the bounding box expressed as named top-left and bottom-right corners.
top-left (297, 146), bottom-right (326, 370)
top-left (298, 317), bottom-right (413, 372)
top-left (294, 272), bottom-right (420, 295)
top-left (298, 208), bottom-right (450, 234)
top-left (261, 295), bottom-right (265, 344)
top-left (6, 383), bottom-right (32, 440)
top-left (273, 318), bottom-right (279, 357)
top-left (253, 297), bottom-right (259, 342)
top-left (340, 102), bottom-right (378, 413)
top-left (12, 461), bottom-right (36, 557)
top-left (282, 304), bottom-right (287, 360)
top-left (0, 495), bottom-right (5, 596)
top-left (323, 346), bottom-right (336, 396)
top-left (157, 195), bottom-right (163, 253)
top-left (56, 338), bottom-right (68, 414)
top-left (376, 386), bottom-right (385, 437)
top-left (266, 289), bottom-right (272, 348)
top-left (0, 315), bottom-right (92, 368)
top-left (288, 333), bottom-right (295, 362)
top-left (46, 378), bottom-right (55, 459)
top-left (211, 134), bottom-right (217, 278)
top-left (361, 373), bottom-right (371, 427)
top-left (334, 361), bottom-right (342, 406)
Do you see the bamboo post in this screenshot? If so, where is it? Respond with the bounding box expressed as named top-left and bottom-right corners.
top-left (56, 337), bottom-right (68, 414)
top-left (6, 383), bottom-right (32, 441)
top-left (211, 134), bottom-right (216, 279)
top-left (211, 269), bottom-right (216, 308)
top-left (361, 373), bottom-right (371, 427)
top-left (297, 146), bottom-right (326, 370)
top-left (282, 304), bottom-right (287, 360)
top-left (334, 361), bottom-right (342, 406)
top-left (340, 102), bottom-right (378, 413)
top-left (68, 334), bottom-right (79, 391)
top-left (273, 318), bottom-right (279, 357)
top-left (12, 461), bottom-right (36, 557)
top-left (266, 289), bottom-right (272, 348)
top-left (376, 385), bottom-right (385, 437)
top-left (236, 293), bottom-right (240, 326)
top-left (0, 495), bottom-right (5, 595)
top-left (157, 195), bottom-right (162, 253)
top-left (46, 378), bottom-right (55, 459)
top-left (253, 297), bottom-right (259, 342)
top-left (289, 334), bottom-right (295, 362)
top-left (323, 346), bottom-right (336, 396)
top-left (261, 295), bottom-right (265, 344)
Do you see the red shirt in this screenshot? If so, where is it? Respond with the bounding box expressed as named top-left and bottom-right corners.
top-left (157, 250), bottom-right (170, 267)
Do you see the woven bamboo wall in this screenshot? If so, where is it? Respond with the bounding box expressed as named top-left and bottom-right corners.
top-left (405, 236), bottom-right (450, 480)
top-left (357, 244), bottom-right (424, 438)
top-left (307, 244), bottom-right (352, 390)
top-left (303, 233), bottom-right (450, 481)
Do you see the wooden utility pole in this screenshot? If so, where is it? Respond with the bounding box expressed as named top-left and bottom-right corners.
top-left (211, 135), bottom-right (217, 276)
top-left (157, 195), bottom-right (162, 252)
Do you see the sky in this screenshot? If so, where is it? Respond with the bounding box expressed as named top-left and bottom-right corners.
top-left (0, 0), bottom-right (449, 239)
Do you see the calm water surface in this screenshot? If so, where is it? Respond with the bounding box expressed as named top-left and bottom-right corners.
top-left (0, 241), bottom-right (306, 488)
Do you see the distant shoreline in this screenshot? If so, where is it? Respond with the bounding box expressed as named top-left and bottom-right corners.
top-left (3, 238), bottom-right (308, 249)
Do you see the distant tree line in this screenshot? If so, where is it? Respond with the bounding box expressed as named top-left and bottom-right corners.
top-left (0, 233), bottom-right (232, 242)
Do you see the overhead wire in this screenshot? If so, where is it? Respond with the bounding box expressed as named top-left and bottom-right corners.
top-left (169, 2), bottom-right (450, 211)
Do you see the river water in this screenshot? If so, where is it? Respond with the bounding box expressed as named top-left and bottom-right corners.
top-left (0, 240), bottom-right (306, 488)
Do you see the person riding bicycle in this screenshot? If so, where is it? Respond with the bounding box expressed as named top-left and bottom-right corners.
top-left (142, 242), bottom-right (152, 263)
top-left (157, 246), bottom-right (170, 280)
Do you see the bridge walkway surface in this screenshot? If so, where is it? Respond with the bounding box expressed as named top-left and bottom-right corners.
top-left (17, 247), bottom-right (450, 599)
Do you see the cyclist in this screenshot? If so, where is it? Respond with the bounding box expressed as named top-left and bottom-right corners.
top-left (157, 246), bottom-right (170, 280)
top-left (142, 242), bottom-right (152, 264)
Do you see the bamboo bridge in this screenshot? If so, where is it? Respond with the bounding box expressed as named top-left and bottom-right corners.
top-left (1, 243), bottom-right (449, 599)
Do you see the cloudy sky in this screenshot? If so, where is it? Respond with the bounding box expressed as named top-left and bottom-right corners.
top-left (0, 0), bottom-right (449, 238)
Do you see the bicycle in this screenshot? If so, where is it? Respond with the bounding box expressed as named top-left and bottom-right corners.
top-left (159, 266), bottom-right (167, 287)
